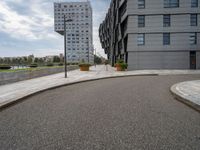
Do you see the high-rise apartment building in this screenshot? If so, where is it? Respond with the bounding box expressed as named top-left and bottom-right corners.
top-left (54, 1), bottom-right (93, 63)
top-left (99, 0), bottom-right (200, 70)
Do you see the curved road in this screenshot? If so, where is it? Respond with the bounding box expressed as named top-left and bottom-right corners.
top-left (0, 75), bottom-right (200, 149)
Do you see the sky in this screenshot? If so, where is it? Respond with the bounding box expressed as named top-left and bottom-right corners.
top-left (0, 0), bottom-right (110, 58)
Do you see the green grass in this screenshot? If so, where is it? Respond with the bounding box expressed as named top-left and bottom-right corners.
top-left (0, 66), bottom-right (65, 73)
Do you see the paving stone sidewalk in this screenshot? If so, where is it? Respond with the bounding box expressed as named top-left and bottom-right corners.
top-left (0, 65), bottom-right (200, 109)
top-left (171, 80), bottom-right (200, 112)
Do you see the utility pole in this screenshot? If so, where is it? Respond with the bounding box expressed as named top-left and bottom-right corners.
top-left (64, 15), bottom-right (67, 78)
top-left (63, 15), bottom-right (73, 78)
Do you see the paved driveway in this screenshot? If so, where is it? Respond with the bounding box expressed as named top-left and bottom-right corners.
top-left (0, 75), bottom-right (200, 150)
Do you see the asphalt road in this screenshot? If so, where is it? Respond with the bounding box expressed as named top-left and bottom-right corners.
top-left (0, 75), bottom-right (200, 150)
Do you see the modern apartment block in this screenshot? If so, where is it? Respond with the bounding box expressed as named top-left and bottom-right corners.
top-left (54, 1), bottom-right (93, 63)
top-left (99, 0), bottom-right (200, 70)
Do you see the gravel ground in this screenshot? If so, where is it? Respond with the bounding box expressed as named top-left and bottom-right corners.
top-left (0, 75), bottom-right (200, 150)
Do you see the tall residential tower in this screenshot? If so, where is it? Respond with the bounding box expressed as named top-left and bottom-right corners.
top-left (99, 0), bottom-right (200, 70)
top-left (54, 1), bottom-right (93, 63)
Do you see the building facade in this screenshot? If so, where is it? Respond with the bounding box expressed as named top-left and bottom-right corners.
top-left (99, 0), bottom-right (200, 70)
top-left (54, 1), bottom-right (93, 63)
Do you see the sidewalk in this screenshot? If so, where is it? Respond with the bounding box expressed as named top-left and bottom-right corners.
top-left (1, 65), bottom-right (200, 109)
top-left (171, 80), bottom-right (200, 112)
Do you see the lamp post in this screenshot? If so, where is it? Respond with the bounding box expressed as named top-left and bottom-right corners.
top-left (94, 48), bottom-right (96, 68)
top-left (88, 48), bottom-right (90, 64)
top-left (64, 15), bottom-right (73, 78)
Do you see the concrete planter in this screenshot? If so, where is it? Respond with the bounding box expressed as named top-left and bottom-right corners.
top-left (79, 66), bottom-right (90, 71)
top-left (116, 64), bottom-right (125, 71)
top-left (79, 64), bottom-right (90, 71)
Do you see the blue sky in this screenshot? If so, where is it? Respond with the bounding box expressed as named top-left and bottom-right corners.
top-left (0, 0), bottom-right (110, 57)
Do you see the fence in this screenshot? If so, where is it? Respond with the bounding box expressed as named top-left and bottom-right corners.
top-left (0, 66), bottom-right (79, 85)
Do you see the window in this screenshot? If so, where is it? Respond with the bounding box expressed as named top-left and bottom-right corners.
top-left (164, 0), bottom-right (179, 8)
top-left (138, 0), bottom-right (145, 9)
top-left (163, 33), bottom-right (170, 45)
top-left (163, 15), bottom-right (171, 27)
top-left (137, 34), bottom-right (145, 45)
top-left (138, 15), bottom-right (145, 27)
top-left (191, 0), bottom-right (198, 7)
top-left (190, 33), bottom-right (197, 45)
top-left (191, 14), bottom-right (198, 26)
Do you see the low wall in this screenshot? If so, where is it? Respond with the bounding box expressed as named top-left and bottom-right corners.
top-left (0, 66), bottom-right (79, 85)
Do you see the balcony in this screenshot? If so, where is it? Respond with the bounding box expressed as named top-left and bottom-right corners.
top-left (120, 18), bottom-right (128, 38)
top-left (119, 0), bottom-right (126, 7)
top-left (118, 0), bottom-right (127, 22)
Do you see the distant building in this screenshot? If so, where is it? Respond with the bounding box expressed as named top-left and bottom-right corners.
top-left (59, 53), bottom-right (64, 62)
top-left (99, 0), bottom-right (200, 70)
top-left (45, 55), bottom-right (55, 63)
top-left (54, 1), bottom-right (94, 64)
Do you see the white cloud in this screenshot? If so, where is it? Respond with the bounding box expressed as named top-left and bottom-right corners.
top-left (0, 0), bottom-right (110, 58)
top-left (0, 1), bottom-right (56, 40)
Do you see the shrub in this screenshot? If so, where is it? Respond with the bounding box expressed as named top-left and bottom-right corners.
top-left (58, 63), bottom-right (64, 66)
top-left (46, 63), bottom-right (54, 67)
top-left (79, 63), bottom-right (91, 67)
top-left (71, 62), bottom-right (79, 65)
top-left (116, 59), bottom-right (124, 64)
top-left (0, 64), bottom-right (11, 70)
top-left (104, 60), bottom-right (109, 65)
top-left (120, 63), bottom-right (128, 70)
top-left (115, 60), bottom-right (128, 71)
top-left (29, 63), bottom-right (38, 68)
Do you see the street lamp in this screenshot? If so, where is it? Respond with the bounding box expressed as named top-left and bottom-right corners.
top-left (88, 50), bottom-right (90, 64)
top-left (93, 48), bottom-right (96, 68)
top-left (64, 15), bottom-right (73, 78)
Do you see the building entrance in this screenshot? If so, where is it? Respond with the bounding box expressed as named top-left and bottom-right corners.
top-left (190, 51), bottom-right (196, 69)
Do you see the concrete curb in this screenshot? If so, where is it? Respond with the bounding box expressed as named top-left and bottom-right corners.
top-left (170, 84), bottom-right (200, 113)
top-left (0, 73), bottom-right (158, 111)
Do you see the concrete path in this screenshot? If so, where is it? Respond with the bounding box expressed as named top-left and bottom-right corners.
top-left (171, 80), bottom-right (200, 112)
top-left (0, 65), bottom-right (200, 109)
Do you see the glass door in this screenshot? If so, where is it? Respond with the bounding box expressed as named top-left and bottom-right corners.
top-left (190, 51), bottom-right (196, 69)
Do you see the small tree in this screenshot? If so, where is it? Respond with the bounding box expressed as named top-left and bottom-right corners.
top-left (53, 56), bottom-right (61, 63)
top-left (11, 57), bottom-right (16, 66)
top-left (27, 55), bottom-right (34, 65)
top-left (22, 57), bottom-right (28, 66)
top-left (0, 57), bottom-right (3, 64)
top-left (34, 57), bottom-right (39, 63)
top-left (38, 58), bottom-right (45, 66)
top-left (18, 57), bottom-right (24, 67)
top-left (15, 57), bottom-right (21, 68)
top-left (4, 57), bottom-right (11, 65)
top-left (94, 55), bottom-right (102, 64)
